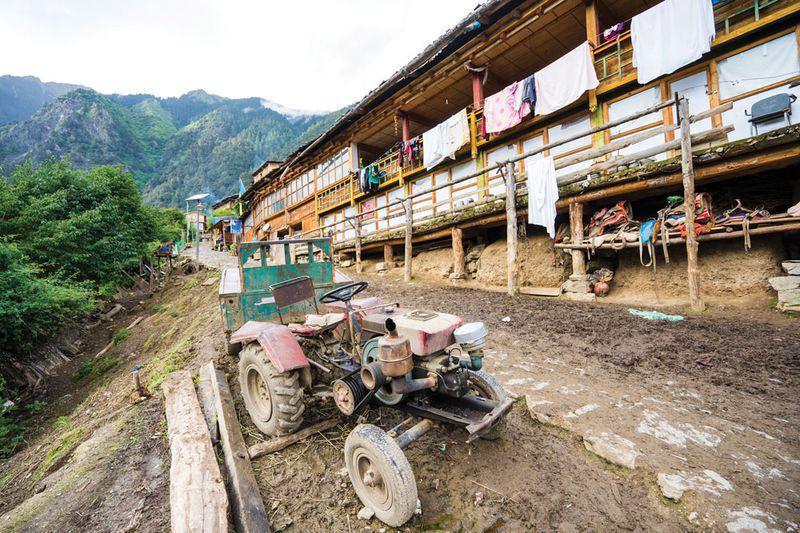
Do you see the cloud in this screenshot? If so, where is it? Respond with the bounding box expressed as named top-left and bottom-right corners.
top-left (0, 0), bottom-right (482, 110)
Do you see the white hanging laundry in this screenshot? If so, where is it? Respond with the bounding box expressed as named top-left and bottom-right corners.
top-left (534, 42), bottom-right (599, 116)
top-left (631, 0), bottom-right (716, 84)
top-left (525, 156), bottom-right (559, 238)
top-left (423, 109), bottom-right (470, 169)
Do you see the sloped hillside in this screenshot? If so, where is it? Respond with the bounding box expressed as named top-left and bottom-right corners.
top-left (0, 77), bottom-right (346, 205)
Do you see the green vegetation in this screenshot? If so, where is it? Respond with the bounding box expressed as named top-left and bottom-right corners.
top-left (72, 355), bottom-right (118, 381)
top-left (0, 159), bottom-right (179, 456)
top-left (52, 416), bottom-right (71, 431)
top-left (0, 81), bottom-right (349, 207)
top-left (112, 329), bottom-right (130, 345)
top-left (151, 304), bottom-right (166, 313)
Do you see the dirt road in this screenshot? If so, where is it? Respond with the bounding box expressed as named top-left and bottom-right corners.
top-left (355, 269), bottom-right (800, 532)
top-left (2, 254), bottom-right (796, 532)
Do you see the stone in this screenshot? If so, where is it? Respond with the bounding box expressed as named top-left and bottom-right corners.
top-left (782, 261), bottom-right (800, 275)
top-left (340, 260), bottom-right (353, 268)
top-left (657, 473), bottom-right (688, 501)
top-left (583, 432), bottom-right (641, 469)
top-left (465, 244), bottom-right (486, 262)
top-left (375, 262), bottom-right (386, 272)
top-left (357, 507), bottom-right (375, 520)
top-left (777, 288), bottom-right (800, 304)
top-left (449, 272), bottom-right (465, 279)
top-left (564, 292), bottom-right (596, 303)
top-left (768, 276), bottom-right (800, 291)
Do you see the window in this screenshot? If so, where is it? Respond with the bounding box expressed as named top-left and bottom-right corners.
top-left (287, 170), bottom-right (314, 206)
top-left (607, 89), bottom-right (666, 161)
top-left (717, 33), bottom-right (800, 101)
top-left (267, 188), bottom-right (284, 215)
top-left (486, 144), bottom-right (518, 196)
top-left (451, 159), bottom-right (478, 208)
top-left (316, 147), bottom-right (352, 190)
top-left (718, 34), bottom-right (800, 141)
top-left (670, 70), bottom-right (712, 134)
top-left (411, 175), bottom-right (434, 220)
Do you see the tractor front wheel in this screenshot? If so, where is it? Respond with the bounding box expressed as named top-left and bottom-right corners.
top-left (238, 342), bottom-right (304, 436)
top-left (344, 424), bottom-right (417, 527)
top-left (467, 370), bottom-right (507, 440)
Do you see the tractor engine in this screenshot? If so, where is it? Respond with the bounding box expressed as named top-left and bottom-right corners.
top-left (333, 307), bottom-right (488, 415)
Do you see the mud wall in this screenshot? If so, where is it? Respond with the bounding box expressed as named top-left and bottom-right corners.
top-left (608, 235), bottom-right (785, 305)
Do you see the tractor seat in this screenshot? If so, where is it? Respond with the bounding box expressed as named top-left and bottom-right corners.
top-left (288, 312), bottom-right (346, 336)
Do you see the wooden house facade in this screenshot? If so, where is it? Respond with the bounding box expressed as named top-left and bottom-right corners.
top-left (242, 0), bottom-right (800, 302)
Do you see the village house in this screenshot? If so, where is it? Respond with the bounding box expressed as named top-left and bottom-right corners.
top-left (241, 0), bottom-right (800, 305)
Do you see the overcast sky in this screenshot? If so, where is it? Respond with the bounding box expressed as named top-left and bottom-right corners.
top-left (0, 0), bottom-right (483, 112)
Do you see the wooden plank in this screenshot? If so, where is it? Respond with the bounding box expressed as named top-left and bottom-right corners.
top-left (569, 202), bottom-right (586, 277)
top-left (678, 97), bottom-right (704, 311)
top-left (196, 365), bottom-right (219, 444)
top-left (557, 125), bottom-right (733, 186)
top-left (504, 162), bottom-right (519, 296)
top-left (248, 418), bottom-right (340, 460)
top-left (520, 287), bottom-right (561, 297)
top-left (162, 370), bottom-right (228, 533)
top-left (206, 363), bottom-right (271, 533)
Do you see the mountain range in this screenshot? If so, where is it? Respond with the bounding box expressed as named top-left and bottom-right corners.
top-left (0, 75), bottom-right (344, 206)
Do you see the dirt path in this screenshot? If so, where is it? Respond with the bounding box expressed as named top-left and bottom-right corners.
top-left (355, 269), bottom-right (800, 532)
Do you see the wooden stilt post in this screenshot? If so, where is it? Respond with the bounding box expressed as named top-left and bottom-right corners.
top-left (383, 244), bottom-right (394, 269)
top-left (353, 217), bottom-right (362, 274)
top-left (504, 162), bottom-right (519, 296)
top-left (451, 226), bottom-right (465, 279)
top-left (569, 202), bottom-right (586, 277)
top-left (678, 96), bottom-right (704, 311)
top-left (404, 198), bottom-right (413, 283)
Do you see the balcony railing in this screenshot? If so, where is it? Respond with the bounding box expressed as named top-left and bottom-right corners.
top-left (593, 31), bottom-right (634, 84)
top-left (715, 0), bottom-right (784, 36)
top-left (316, 175), bottom-right (352, 213)
top-left (592, 0), bottom-right (791, 86)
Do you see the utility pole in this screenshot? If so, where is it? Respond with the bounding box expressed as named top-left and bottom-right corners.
top-left (195, 202), bottom-right (203, 263)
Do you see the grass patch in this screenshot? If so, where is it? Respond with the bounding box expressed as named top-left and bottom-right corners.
top-left (151, 304), bottom-right (167, 313)
top-left (35, 428), bottom-right (85, 481)
top-left (72, 355), bottom-right (118, 381)
top-left (143, 332), bottom-right (158, 351)
top-left (52, 416), bottom-right (71, 431)
top-left (112, 328), bottom-right (130, 345)
top-left (169, 309), bottom-right (178, 318)
top-left (182, 278), bottom-right (200, 291)
top-left (147, 337), bottom-right (191, 390)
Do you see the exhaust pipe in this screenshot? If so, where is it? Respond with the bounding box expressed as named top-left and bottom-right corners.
top-left (391, 373), bottom-right (438, 394)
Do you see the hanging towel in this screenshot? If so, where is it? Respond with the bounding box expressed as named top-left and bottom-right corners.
top-left (525, 156), bottom-right (559, 238)
top-left (483, 81), bottom-right (531, 134)
top-left (422, 109), bottom-right (470, 169)
top-left (534, 42), bottom-right (599, 116)
top-left (631, 0), bottom-right (716, 84)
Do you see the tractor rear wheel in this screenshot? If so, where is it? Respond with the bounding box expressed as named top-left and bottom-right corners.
top-left (238, 342), bottom-right (304, 436)
top-left (467, 370), bottom-right (507, 440)
top-left (345, 424), bottom-right (417, 527)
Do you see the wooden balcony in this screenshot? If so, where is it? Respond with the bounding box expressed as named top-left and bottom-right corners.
top-left (316, 175), bottom-right (353, 214)
top-left (593, 0), bottom-right (795, 91)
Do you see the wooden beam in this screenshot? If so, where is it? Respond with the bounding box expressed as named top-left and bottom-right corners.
top-left (557, 143), bottom-right (800, 208)
top-left (505, 162), bottom-right (519, 296)
top-left (401, 110), bottom-right (436, 128)
top-left (452, 226), bottom-right (465, 279)
top-left (162, 371), bottom-right (228, 533)
top-left (569, 203), bottom-right (586, 277)
top-left (354, 218), bottom-right (363, 274)
top-left (584, 0), bottom-right (601, 47)
top-left (196, 365), bottom-right (219, 443)
top-left (248, 418), bottom-right (341, 459)
top-left (404, 198), bottom-right (413, 282)
top-left (678, 97), bottom-right (704, 311)
top-left (206, 364), bottom-right (271, 533)
top-left (383, 243), bottom-right (394, 268)
top-left (557, 125), bottom-right (733, 186)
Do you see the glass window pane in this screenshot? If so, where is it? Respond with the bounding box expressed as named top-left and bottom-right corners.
top-left (718, 33), bottom-right (800, 100)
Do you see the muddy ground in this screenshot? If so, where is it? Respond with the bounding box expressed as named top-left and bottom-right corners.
top-left (1, 248), bottom-right (798, 532)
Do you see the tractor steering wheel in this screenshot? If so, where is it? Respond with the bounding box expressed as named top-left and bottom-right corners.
top-left (319, 281), bottom-right (369, 303)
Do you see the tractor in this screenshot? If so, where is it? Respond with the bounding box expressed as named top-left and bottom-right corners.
top-left (218, 238), bottom-right (512, 526)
